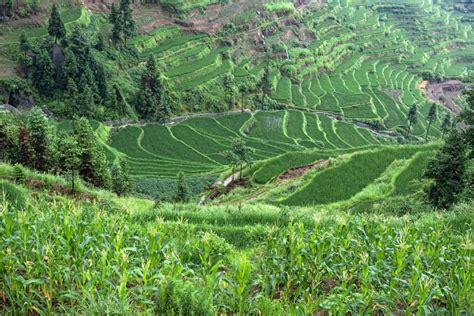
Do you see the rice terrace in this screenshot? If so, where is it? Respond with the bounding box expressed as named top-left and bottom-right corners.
top-left (0, 0), bottom-right (473, 314)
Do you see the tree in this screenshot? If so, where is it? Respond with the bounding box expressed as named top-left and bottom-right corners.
top-left (66, 78), bottom-right (79, 117)
top-left (31, 47), bottom-right (55, 95)
top-left (223, 138), bottom-right (255, 181)
top-left (174, 172), bottom-right (190, 203)
top-left (111, 158), bottom-right (132, 196)
top-left (441, 113), bottom-right (451, 137)
top-left (30, 0), bottom-right (39, 14)
top-left (460, 90), bottom-right (473, 155)
top-left (78, 85), bottom-right (96, 117)
top-left (424, 129), bottom-right (467, 209)
top-left (135, 56), bottom-right (168, 120)
top-left (119, 0), bottom-right (136, 43)
top-left (48, 4), bottom-right (66, 43)
top-left (223, 150), bottom-right (240, 181)
top-left (407, 104), bottom-right (417, 137)
top-left (72, 118), bottom-right (111, 188)
top-left (19, 32), bottom-right (30, 53)
top-left (19, 32), bottom-right (32, 78)
top-left (109, 3), bottom-right (118, 24)
top-left (6, 0), bottom-right (13, 17)
top-left (259, 64), bottom-right (272, 109)
top-left (57, 133), bottom-right (82, 192)
top-left (223, 74), bottom-right (238, 110)
top-left (425, 104), bottom-right (437, 141)
top-left (25, 107), bottom-right (55, 171)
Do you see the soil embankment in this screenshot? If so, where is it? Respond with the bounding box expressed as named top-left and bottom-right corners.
top-left (418, 80), bottom-right (467, 114)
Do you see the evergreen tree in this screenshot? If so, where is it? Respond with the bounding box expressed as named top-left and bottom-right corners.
top-left (407, 104), bottom-right (417, 137)
top-left (48, 4), bottom-right (66, 43)
top-left (17, 124), bottom-right (34, 167)
top-left (135, 56), bottom-right (166, 119)
top-left (111, 14), bottom-right (124, 46)
top-left (72, 118), bottom-right (111, 188)
top-left (69, 26), bottom-right (90, 64)
top-left (25, 108), bottom-right (55, 171)
top-left (119, 0), bottom-right (136, 42)
top-left (109, 3), bottom-right (118, 24)
top-left (31, 47), bottom-right (55, 95)
top-left (19, 32), bottom-right (32, 78)
top-left (260, 64), bottom-right (272, 109)
top-left (6, 0), bottom-right (13, 17)
top-left (174, 172), bottom-right (190, 203)
top-left (424, 129), bottom-right (467, 209)
top-left (223, 74), bottom-right (238, 110)
top-left (425, 104), bottom-right (437, 141)
top-left (62, 49), bottom-right (79, 88)
top-left (19, 32), bottom-right (30, 53)
top-left (57, 133), bottom-right (82, 192)
top-left (94, 63), bottom-right (108, 100)
top-left (111, 158), bottom-right (132, 196)
top-left (66, 78), bottom-right (79, 117)
top-left (460, 90), bottom-right (473, 155)
top-left (30, 0), bottom-right (39, 14)
top-left (79, 85), bottom-right (96, 117)
top-left (441, 113), bottom-right (451, 137)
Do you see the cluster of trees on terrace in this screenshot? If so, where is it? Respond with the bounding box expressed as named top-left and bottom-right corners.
top-left (0, 108), bottom-right (131, 196)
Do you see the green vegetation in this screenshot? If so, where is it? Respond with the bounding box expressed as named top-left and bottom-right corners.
top-left (0, 180), bottom-right (472, 314)
top-left (0, 1), bottom-right (473, 313)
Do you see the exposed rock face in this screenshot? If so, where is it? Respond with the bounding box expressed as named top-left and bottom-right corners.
top-left (51, 45), bottom-right (65, 85)
top-left (8, 89), bottom-right (35, 109)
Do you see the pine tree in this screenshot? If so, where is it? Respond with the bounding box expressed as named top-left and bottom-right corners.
top-left (460, 90), bottom-right (473, 155)
top-left (119, 0), bottom-right (136, 43)
top-left (260, 64), bottom-right (272, 109)
top-left (48, 4), bottom-right (66, 43)
top-left (174, 172), bottom-right (190, 203)
top-left (66, 78), bottom-right (79, 117)
top-left (62, 49), bottom-right (79, 88)
top-left (223, 74), bottom-right (238, 110)
top-left (441, 113), bottom-right (451, 137)
top-left (109, 3), bottom-right (118, 24)
top-left (31, 47), bottom-right (55, 95)
top-left (25, 107), bottom-right (55, 171)
top-left (19, 32), bottom-right (30, 53)
top-left (135, 56), bottom-right (166, 119)
top-left (407, 104), bottom-right (417, 137)
top-left (31, 0), bottom-right (39, 14)
top-left (111, 14), bottom-right (124, 46)
top-left (424, 129), bottom-right (467, 209)
top-left (72, 118), bottom-right (111, 188)
top-left (57, 133), bottom-right (82, 192)
top-left (17, 124), bottom-right (34, 167)
top-left (6, 0), bottom-right (13, 17)
top-left (111, 158), bottom-right (132, 196)
top-left (19, 32), bottom-right (32, 78)
top-left (425, 104), bottom-right (437, 141)
top-left (79, 85), bottom-right (96, 117)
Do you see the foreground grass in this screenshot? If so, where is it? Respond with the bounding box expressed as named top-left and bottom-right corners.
top-left (0, 186), bottom-right (472, 314)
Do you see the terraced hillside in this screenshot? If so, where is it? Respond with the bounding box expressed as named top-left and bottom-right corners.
top-left (118, 0), bottom-right (473, 137)
top-left (110, 110), bottom-right (392, 176)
